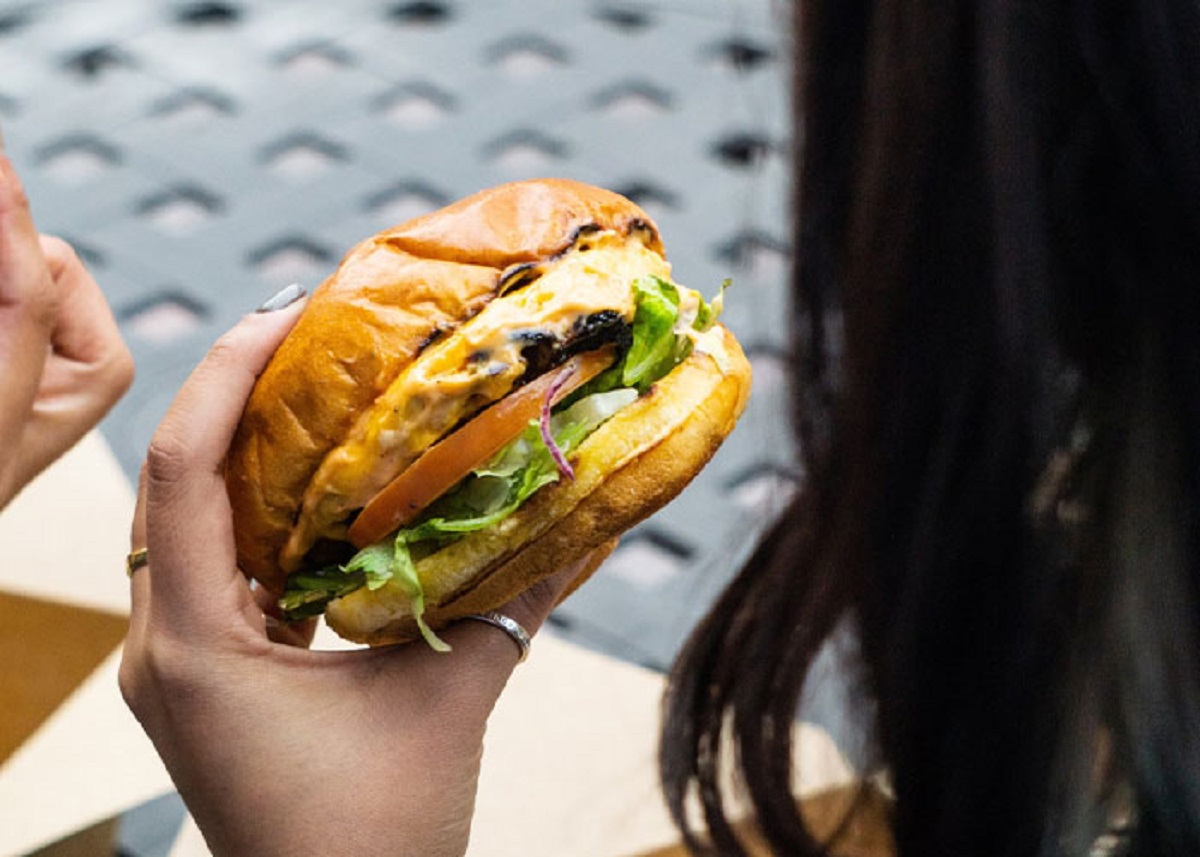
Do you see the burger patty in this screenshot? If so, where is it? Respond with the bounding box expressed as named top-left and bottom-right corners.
top-left (280, 229), bottom-right (672, 571)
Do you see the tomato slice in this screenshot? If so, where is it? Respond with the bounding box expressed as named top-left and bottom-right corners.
top-left (347, 348), bottom-right (615, 548)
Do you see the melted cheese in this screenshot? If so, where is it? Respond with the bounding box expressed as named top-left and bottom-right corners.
top-left (282, 231), bottom-right (672, 570)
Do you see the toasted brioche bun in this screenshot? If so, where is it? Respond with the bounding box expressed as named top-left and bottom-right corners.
top-left (225, 178), bottom-right (751, 646)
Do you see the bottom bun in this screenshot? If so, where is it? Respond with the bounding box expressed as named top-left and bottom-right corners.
top-left (324, 327), bottom-right (751, 646)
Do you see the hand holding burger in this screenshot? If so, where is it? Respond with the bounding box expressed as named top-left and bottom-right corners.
top-left (121, 277), bottom-right (614, 857)
top-left (121, 179), bottom-right (749, 855)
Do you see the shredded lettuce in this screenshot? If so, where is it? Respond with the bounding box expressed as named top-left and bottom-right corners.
top-left (278, 541), bottom-right (449, 650)
top-left (279, 275), bottom-right (727, 644)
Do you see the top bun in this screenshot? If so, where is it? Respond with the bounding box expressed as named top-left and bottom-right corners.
top-left (226, 179), bottom-right (662, 591)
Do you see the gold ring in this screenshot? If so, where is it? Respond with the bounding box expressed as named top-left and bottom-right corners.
top-left (126, 547), bottom-right (149, 577)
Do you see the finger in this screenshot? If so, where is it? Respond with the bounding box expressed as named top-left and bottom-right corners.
top-left (439, 542), bottom-right (616, 673)
top-left (554, 537), bottom-right (615, 606)
top-left (0, 156), bottom-right (56, 473)
top-left (265, 615), bottom-right (319, 648)
top-left (252, 581), bottom-right (319, 648)
top-left (498, 539), bottom-right (615, 637)
top-left (362, 545), bottom-right (615, 730)
top-left (16, 237), bottom-right (134, 478)
top-left (118, 466), bottom-right (153, 721)
top-left (38, 235), bottom-right (133, 383)
top-left (0, 155), bottom-right (49, 306)
top-left (144, 294), bottom-right (306, 633)
top-left (127, 464), bottom-right (151, 642)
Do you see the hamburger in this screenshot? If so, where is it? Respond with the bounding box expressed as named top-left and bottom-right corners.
top-left (225, 178), bottom-right (751, 648)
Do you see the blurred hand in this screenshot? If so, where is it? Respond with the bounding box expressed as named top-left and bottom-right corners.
top-left (119, 300), bottom-right (597, 857)
top-left (0, 154), bottom-right (134, 508)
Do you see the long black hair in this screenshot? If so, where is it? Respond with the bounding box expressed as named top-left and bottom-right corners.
top-left (662, 0), bottom-right (1200, 853)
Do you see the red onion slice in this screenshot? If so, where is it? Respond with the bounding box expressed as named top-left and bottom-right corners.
top-left (541, 365), bottom-right (576, 480)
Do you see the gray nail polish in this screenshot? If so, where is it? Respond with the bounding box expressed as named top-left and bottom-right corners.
top-left (256, 283), bottom-right (306, 313)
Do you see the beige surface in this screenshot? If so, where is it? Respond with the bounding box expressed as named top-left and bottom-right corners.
top-left (0, 651), bottom-right (174, 857)
top-left (0, 432), bottom-right (176, 857)
top-left (167, 625), bottom-right (854, 857)
top-left (0, 592), bottom-right (126, 764)
top-left (472, 637), bottom-right (854, 856)
top-left (470, 632), bottom-right (677, 856)
top-left (27, 818), bottom-right (120, 857)
top-left (0, 431), bottom-right (853, 857)
top-left (0, 431), bottom-right (137, 615)
top-left (167, 627), bottom-right (687, 857)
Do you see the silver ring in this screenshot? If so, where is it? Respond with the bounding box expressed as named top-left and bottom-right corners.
top-left (126, 547), bottom-right (149, 577)
top-left (461, 611), bottom-right (531, 663)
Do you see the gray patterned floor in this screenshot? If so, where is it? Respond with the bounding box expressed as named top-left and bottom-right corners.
top-left (1, 1), bottom-right (798, 853)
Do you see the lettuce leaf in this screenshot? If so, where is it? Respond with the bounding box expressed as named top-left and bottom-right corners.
top-left (575, 275), bottom-right (723, 399)
top-left (621, 276), bottom-right (681, 391)
top-left (278, 565), bottom-right (367, 620)
top-left (344, 539), bottom-right (450, 651)
top-left (384, 535), bottom-right (450, 652)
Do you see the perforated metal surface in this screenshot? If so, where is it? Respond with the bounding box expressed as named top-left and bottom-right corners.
top-left (3, 1), bottom-right (799, 851)
top-left (4, 0), bottom-right (793, 664)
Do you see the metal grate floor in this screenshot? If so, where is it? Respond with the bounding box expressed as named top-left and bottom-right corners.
top-left (2, 2), bottom-right (799, 850)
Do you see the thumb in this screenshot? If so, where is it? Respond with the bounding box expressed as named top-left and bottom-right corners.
top-left (144, 286), bottom-right (308, 634)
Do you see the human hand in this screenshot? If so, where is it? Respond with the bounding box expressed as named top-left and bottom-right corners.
top-left (119, 296), bottom-right (599, 857)
top-left (0, 154), bottom-right (134, 508)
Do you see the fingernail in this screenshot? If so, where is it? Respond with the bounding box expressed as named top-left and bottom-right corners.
top-left (256, 282), bottom-right (306, 313)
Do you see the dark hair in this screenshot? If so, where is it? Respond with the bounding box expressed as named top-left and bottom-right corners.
top-left (662, 0), bottom-right (1200, 853)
